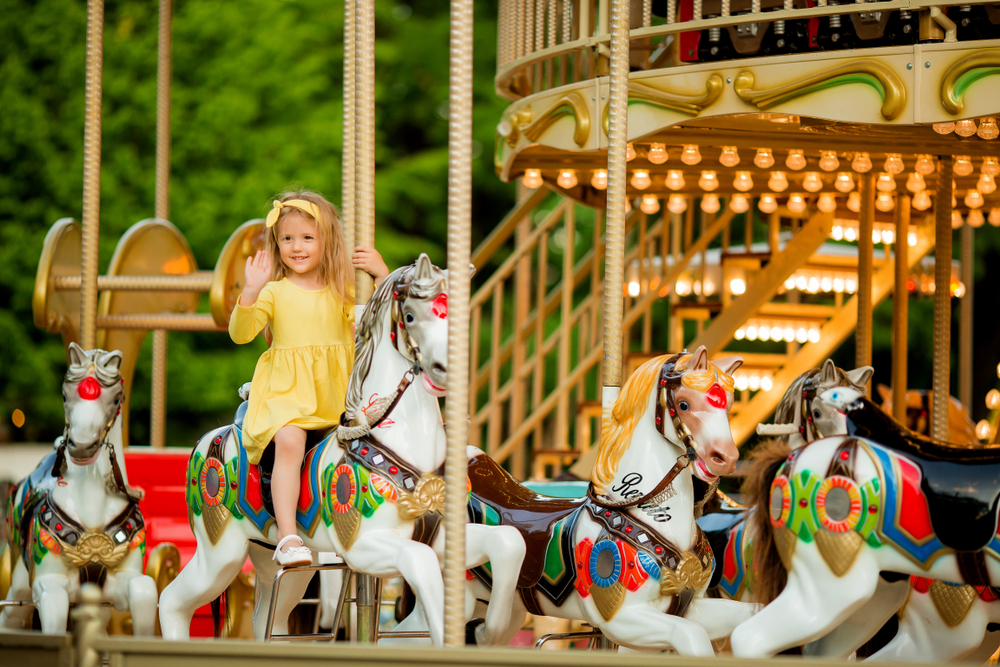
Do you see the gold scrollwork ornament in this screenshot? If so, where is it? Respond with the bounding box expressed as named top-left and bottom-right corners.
top-left (659, 552), bottom-right (713, 597)
top-left (396, 474), bottom-right (447, 521)
top-left (601, 75), bottom-right (725, 134)
top-left (940, 50), bottom-right (1000, 115)
top-left (62, 531), bottom-right (129, 569)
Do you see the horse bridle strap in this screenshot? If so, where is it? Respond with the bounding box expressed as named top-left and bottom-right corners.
top-left (800, 370), bottom-right (823, 442)
top-left (337, 367), bottom-right (416, 442)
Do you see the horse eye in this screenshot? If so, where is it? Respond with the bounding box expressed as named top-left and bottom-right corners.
top-left (678, 400), bottom-right (690, 412)
top-left (813, 409), bottom-right (822, 419)
top-left (405, 312), bottom-right (415, 324)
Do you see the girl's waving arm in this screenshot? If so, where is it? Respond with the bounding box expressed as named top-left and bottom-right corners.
top-left (230, 251), bottom-right (276, 344)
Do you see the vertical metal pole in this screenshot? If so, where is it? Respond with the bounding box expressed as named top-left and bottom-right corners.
top-left (150, 330), bottom-right (168, 448)
top-left (959, 224), bottom-right (973, 410)
top-left (79, 0), bottom-right (105, 351)
top-left (354, 0), bottom-right (376, 304)
top-left (355, 573), bottom-right (378, 643)
top-left (932, 157), bottom-right (953, 440)
top-left (152, 0), bottom-right (172, 451)
top-left (892, 195), bottom-right (910, 424)
top-left (444, 0), bottom-right (474, 646)
top-left (602, 0), bottom-right (629, 415)
top-left (342, 0), bottom-right (356, 249)
top-left (856, 173), bottom-right (875, 393)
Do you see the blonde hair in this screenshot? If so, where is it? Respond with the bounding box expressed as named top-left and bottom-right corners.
top-left (263, 189), bottom-right (354, 303)
top-left (592, 353), bottom-right (736, 492)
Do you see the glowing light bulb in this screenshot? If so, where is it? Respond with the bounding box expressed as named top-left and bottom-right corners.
top-left (768, 171), bottom-right (789, 192)
top-left (631, 169), bottom-right (651, 190)
top-left (557, 169), bottom-right (578, 189)
top-left (787, 194), bottom-right (806, 214)
top-left (977, 420), bottom-right (992, 441)
top-left (979, 173), bottom-right (997, 194)
top-left (591, 169), bottom-right (608, 190)
top-left (795, 276), bottom-right (808, 291)
top-left (749, 375), bottom-right (761, 391)
top-left (933, 122), bottom-right (955, 135)
top-left (852, 152), bottom-right (872, 173)
top-left (628, 281), bottom-right (640, 297)
top-left (796, 327), bottom-right (808, 343)
top-left (701, 194), bottom-right (721, 213)
top-left (955, 156), bottom-right (974, 177)
top-left (990, 208), bottom-right (1000, 227)
top-left (833, 277), bottom-right (845, 292)
top-left (785, 150), bottom-right (807, 171)
top-left (761, 376), bottom-right (774, 391)
top-left (626, 142), bottom-right (637, 161)
top-left (845, 278), bottom-right (857, 293)
top-left (667, 195), bottom-right (688, 214)
top-left (733, 171), bottom-right (754, 192)
top-left (844, 226), bottom-right (857, 241)
top-left (819, 151), bottom-right (840, 172)
top-left (681, 145), bottom-right (702, 165)
top-left (699, 170), bottom-right (719, 192)
top-left (905, 172), bottom-right (925, 194)
top-left (818, 192), bottom-right (837, 212)
top-left (952, 210), bottom-right (964, 228)
top-left (730, 278), bottom-right (747, 295)
top-left (783, 327), bottom-right (796, 342)
top-left (759, 325), bottom-right (771, 341)
top-left (832, 226), bottom-right (844, 240)
top-left (754, 148), bottom-right (775, 169)
top-left (807, 277), bottom-right (819, 293)
top-left (965, 190), bottom-right (984, 208)
top-left (730, 194), bottom-right (750, 213)
top-left (803, 171), bottom-right (823, 193)
top-left (956, 119), bottom-right (978, 137)
top-left (665, 170), bottom-right (686, 191)
top-left (883, 154), bottom-right (904, 175)
top-left (983, 157), bottom-right (1000, 177)
top-left (908, 232), bottom-right (917, 246)
top-left (876, 172), bottom-right (897, 192)
top-left (736, 375), bottom-right (750, 391)
top-left (979, 117), bottom-right (999, 140)
top-left (647, 143), bottom-right (668, 165)
top-left (914, 155), bottom-right (935, 175)
top-left (745, 325), bottom-right (758, 341)
top-left (968, 209), bottom-right (985, 228)
top-left (759, 194), bottom-right (778, 213)
top-left (847, 192), bottom-right (861, 213)
top-left (821, 276), bottom-right (833, 292)
top-left (522, 169), bottom-right (543, 189)
top-left (640, 195), bottom-right (660, 214)
top-left (735, 328), bottom-right (746, 340)
top-left (988, 389), bottom-right (1000, 409)
top-left (719, 146), bottom-right (740, 167)
top-left (835, 172), bottom-right (855, 193)
top-left (876, 193), bottom-right (895, 212)
top-left (912, 190), bottom-right (931, 211)
top-left (872, 230), bottom-right (881, 243)
top-left (808, 328), bottom-right (821, 343)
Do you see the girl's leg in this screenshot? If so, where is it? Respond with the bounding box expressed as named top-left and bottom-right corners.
top-left (273, 425), bottom-right (307, 553)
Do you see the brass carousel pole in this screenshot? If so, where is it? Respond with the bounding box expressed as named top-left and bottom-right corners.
top-left (443, 0), bottom-right (474, 644)
top-left (856, 173), bottom-right (875, 393)
top-left (341, 0), bottom-right (356, 249)
top-left (932, 158), bottom-right (954, 440)
top-left (151, 0), bottom-right (173, 449)
top-left (959, 224), bottom-right (973, 410)
top-left (353, 0), bottom-right (377, 642)
top-left (79, 0), bottom-right (104, 351)
top-left (602, 0), bottom-right (630, 416)
top-left (892, 194), bottom-right (910, 424)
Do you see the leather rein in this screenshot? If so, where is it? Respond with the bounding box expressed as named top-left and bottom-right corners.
top-left (587, 354), bottom-right (701, 510)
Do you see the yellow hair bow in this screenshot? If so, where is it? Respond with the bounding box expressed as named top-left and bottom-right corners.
top-left (265, 199), bottom-right (321, 228)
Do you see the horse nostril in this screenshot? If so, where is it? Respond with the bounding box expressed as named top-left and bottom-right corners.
top-left (432, 362), bottom-right (447, 376)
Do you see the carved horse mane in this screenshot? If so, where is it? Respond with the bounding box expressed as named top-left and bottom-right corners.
top-left (344, 255), bottom-right (446, 423)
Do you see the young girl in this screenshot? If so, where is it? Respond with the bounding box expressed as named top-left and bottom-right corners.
top-left (230, 190), bottom-right (388, 565)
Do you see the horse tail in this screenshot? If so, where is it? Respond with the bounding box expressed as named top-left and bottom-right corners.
top-left (211, 588), bottom-right (228, 638)
top-left (744, 437), bottom-right (792, 605)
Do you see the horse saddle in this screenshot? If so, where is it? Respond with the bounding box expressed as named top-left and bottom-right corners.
top-left (846, 397), bottom-right (1000, 552)
top-left (697, 510), bottom-right (746, 589)
top-left (467, 453), bottom-right (586, 589)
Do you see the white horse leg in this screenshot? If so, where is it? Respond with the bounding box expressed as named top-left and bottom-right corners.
top-left (464, 524), bottom-right (525, 646)
top-left (684, 597), bottom-right (759, 640)
top-left (349, 533), bottom-right (445, 646)
top-left (730, 541), bottom-right (880, 657)
top-left (249, 549), bottom-right (313, 641)
top-left (601, 603), bottom-right (715, 655)
top-left (118, 572), bottom-right (158, 636)
top-left (1, 558), bottom-right (33, 630)
top-left (869, 592), bottom-right (990, 662)
top-left (803, 577), bottom-right (909, 658)
top-left (32, 574), bottom-right (71, 635)
top-left (158, 525), bottom-right (249, 640)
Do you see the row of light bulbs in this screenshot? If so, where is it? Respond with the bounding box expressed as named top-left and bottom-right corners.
top-left (932, 117), bottom-right (999, 140)
top-left (734, 321), bottom-right (823, 344)
top-left (831, 223), bottom-right (917, 246)
top-left (782, 270), bottom-right (859, 295)
top-left (732, 371), bottom-right (775, 393)
top-left (952, 208), bottom-right (1000, 228)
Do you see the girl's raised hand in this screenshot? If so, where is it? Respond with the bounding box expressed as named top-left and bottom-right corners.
top-left (241, 250), bottom-right (271, 305)
top-left (352, 246), bottom-right (390, 285)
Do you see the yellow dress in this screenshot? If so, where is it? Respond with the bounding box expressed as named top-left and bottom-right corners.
top-left (229, 278), bottom-right (355, 464)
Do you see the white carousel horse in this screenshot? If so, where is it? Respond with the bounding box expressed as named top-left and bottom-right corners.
top-left (729, 386), bottom-right (1000, 658)
top-left (455, 349), bottom-right (757, 654)
top-left (1, 343), bottom-right (157, 634)
top-left (158, 254), bottom-right (525, 645)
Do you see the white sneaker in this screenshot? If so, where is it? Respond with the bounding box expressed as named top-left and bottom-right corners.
top-left (273, 535), bottom-right (312, 567)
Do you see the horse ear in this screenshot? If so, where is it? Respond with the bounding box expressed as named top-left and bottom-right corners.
top-left (846, 366), bottom-right (874, 392)
top-left (876, 383), bottom-right (891, 403)
top-left (98, 350), bottom-right (124, 374)
top-left (819, 358), bottom-right (838, 385)
top-left (414, 253), bottom-right (433, 280)
top-left (67, 342), bottom-right (87, 367)
top-left (441, 263), bottom-right (476, 281)
top-left (689, 345), bottom-right (709, 371)
top-left (713, 355), bottom-right (743, 377)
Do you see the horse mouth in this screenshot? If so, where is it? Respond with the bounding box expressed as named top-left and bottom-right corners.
top-left (67, 444), bottom-right (101, 465)
top-left (694, 458), bottom-right (719, 482)
top-left (422, 374), bottom-right (447, 397)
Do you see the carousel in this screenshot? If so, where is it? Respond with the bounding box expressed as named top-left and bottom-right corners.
top-left (3, 0), bottom-right (1000, 663)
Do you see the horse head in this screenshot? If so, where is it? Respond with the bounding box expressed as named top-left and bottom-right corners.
top-left (62, 342), bottom-right (124, 463)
